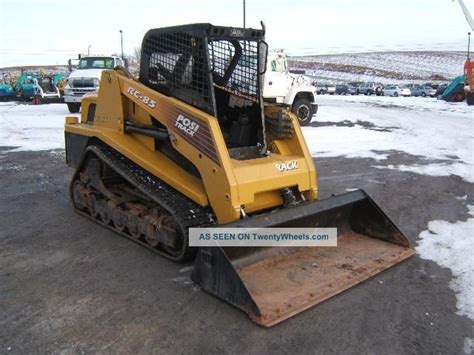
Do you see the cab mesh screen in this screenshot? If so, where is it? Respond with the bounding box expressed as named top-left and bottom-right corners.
top-left (208, 39), bottom-right (259, 101)
top-left (142, 32), bottom-right (213, 114)
top-left (142, 31), bottom-right (261, 115)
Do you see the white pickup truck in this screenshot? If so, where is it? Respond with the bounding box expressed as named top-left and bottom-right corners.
top-left (263, 51), bottom-right (318, 126)
top-left (64, 56), bottom-right (125, 113)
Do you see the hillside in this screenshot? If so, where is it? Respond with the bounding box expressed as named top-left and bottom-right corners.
top-left (288, 51), bottom-right (466, 84)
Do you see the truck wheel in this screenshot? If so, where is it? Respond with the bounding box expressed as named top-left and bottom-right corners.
top-left (67, 103), bottom-right (81, 113)
top-left (466, 93), bottom-right (474, 106)
top-left (292, 98), bottom-right (314, 126)
top-left (453, 92), bottom-right (465, 102)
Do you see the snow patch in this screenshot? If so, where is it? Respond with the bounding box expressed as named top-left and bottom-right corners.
top-left (464, 338), bottom-right (474, 354)
top-left (416, 205), bottom-right (474, 320)
top-left (303, 96), bottom-right (474, 183)
top-left (0, 103), bottom-right (76, 152)
top-left (292, 51), bottom-right (464, 83)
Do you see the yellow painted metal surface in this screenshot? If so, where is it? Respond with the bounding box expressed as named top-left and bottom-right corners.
top-left (65, 70), bottom-right (319, 224)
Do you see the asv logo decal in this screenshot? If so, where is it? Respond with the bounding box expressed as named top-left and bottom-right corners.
top-left (127, 87), bottom-right (157, 109)
top-left (175, 114), bottom-right (200, 137)
top-left (230, 28), bottom-right (244, 37)
top-left (275, 160), bottom-right (298, 172)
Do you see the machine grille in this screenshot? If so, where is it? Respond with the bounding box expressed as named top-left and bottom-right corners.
top-left (70, 78), bottom-right (95, 88)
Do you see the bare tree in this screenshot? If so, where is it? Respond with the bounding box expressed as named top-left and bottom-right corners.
top-left (133, 47), bottom-right (141, 63)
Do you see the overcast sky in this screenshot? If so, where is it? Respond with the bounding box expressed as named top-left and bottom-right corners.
top-left (0, 0), bottom-right (473, 67)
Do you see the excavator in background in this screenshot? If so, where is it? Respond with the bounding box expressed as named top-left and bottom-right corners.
top-left (0, 73), bottom-right (15, 101)
top-left (14, 71), bottom-right (62, 102)
top-left (463, 31), bottom-right (474, 104)
top-left (13, 71), bottom-right (38, 100)
top-left (455, 0), bottom-right (474, 105)
top-left (64, 23), bottom-right (413, 327)
top-left (53, 73), bottom-right (67, 97)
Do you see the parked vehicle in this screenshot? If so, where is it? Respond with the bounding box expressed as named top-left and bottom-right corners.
top-left (14, 72), bottom-right (38, 99)
top-left (465, 56), bottom-right (474, 105)
top-left (423, 82), bottom-right (439, 90)
top-left (64, 55), bottom-right (125, 113)
top-left (315, 83), bottom-right (327, 95)
top-left (34, 75), bottom-right (62, 101)
top-left (358, 82), bottom-right (383, 96)
top-left (348, 81), bottom-right (363, 88)
top-left (410, 84), bottom-right (437, 97)
top-left (455, 0), bottom-right (473, 105)
top-left (435, 83), bottom-right (448, 96)
top-left (263, 50), bottom-right (318, 125)
top-left (326, 83), bottom-right (336, 95)
top-left (53, 73), bottom-right (66, 96)
top-left (383, 85), bottom-right (411, 97)
top-left (315, 83), bottom-right (335, 95)
top-left (336, 84), bottom-right (357, 95)
top-left (440, 75), bottom-right (466, 102)
top-left (0, 74), bottom-right (15, 101)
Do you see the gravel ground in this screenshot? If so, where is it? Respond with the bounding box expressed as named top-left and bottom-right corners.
top-left (1, 146), bottom-right (473, 354)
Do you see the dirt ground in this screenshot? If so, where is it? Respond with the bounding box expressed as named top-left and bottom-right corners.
top-left (1, 144), bottom-right (473, 354)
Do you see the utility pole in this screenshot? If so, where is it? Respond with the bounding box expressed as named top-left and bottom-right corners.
top-left (87, 45), bottom-right (91, 56)
top-left (243, 0), bottom-right (246, 28)
top-left (468, 32), bottom-right (471, 59)
top-left (119, 30), bottom-right (124, 60)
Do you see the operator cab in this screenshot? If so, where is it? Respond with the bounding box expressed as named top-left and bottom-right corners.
top-left (140, 24), bottom-right (268, 159)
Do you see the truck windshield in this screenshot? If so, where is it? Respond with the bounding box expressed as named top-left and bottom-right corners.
top-left (269, 55), bottom-right (287, 73)
top-left (78, 57), bottom-right (115, 69)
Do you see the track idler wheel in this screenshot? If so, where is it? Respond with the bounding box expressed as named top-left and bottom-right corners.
top-left (72, 180), bottom-right (88, 210)
top-left (127, 210), bottom-right (142, 239)
top-left (98, 200), bottom-right (112, 225)
top-left (112, 204), bottom-right (126, 232)
top-left (79, 171), bottom-right (90, 184)
top-left (87, 194), bottom-right (99, 218)
top-left (143, 214), bottom-right (161, 247)
top-left (160, 215), bottom-right (181, 257)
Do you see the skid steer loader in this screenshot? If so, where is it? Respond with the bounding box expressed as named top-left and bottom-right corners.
top-left (64, 23), bottom-right (413, 327)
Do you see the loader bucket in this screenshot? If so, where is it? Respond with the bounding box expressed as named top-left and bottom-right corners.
top-left (191, 190), bottom-right (414, 327)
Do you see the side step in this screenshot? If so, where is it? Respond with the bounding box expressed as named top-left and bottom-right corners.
top-left (191, 190), bottom-right (414, 327)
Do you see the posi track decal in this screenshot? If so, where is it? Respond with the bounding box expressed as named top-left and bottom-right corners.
top-left (276, 160), bottom-right (298, 172)
top-left (175, 114), bottom-right (200, 137)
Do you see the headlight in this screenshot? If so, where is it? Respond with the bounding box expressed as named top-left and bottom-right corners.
top-left (93, 78), bottom-right (100, 87)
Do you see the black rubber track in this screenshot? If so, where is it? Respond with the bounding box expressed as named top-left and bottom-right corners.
top-left (69, 143), bottom-right (214, 262)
